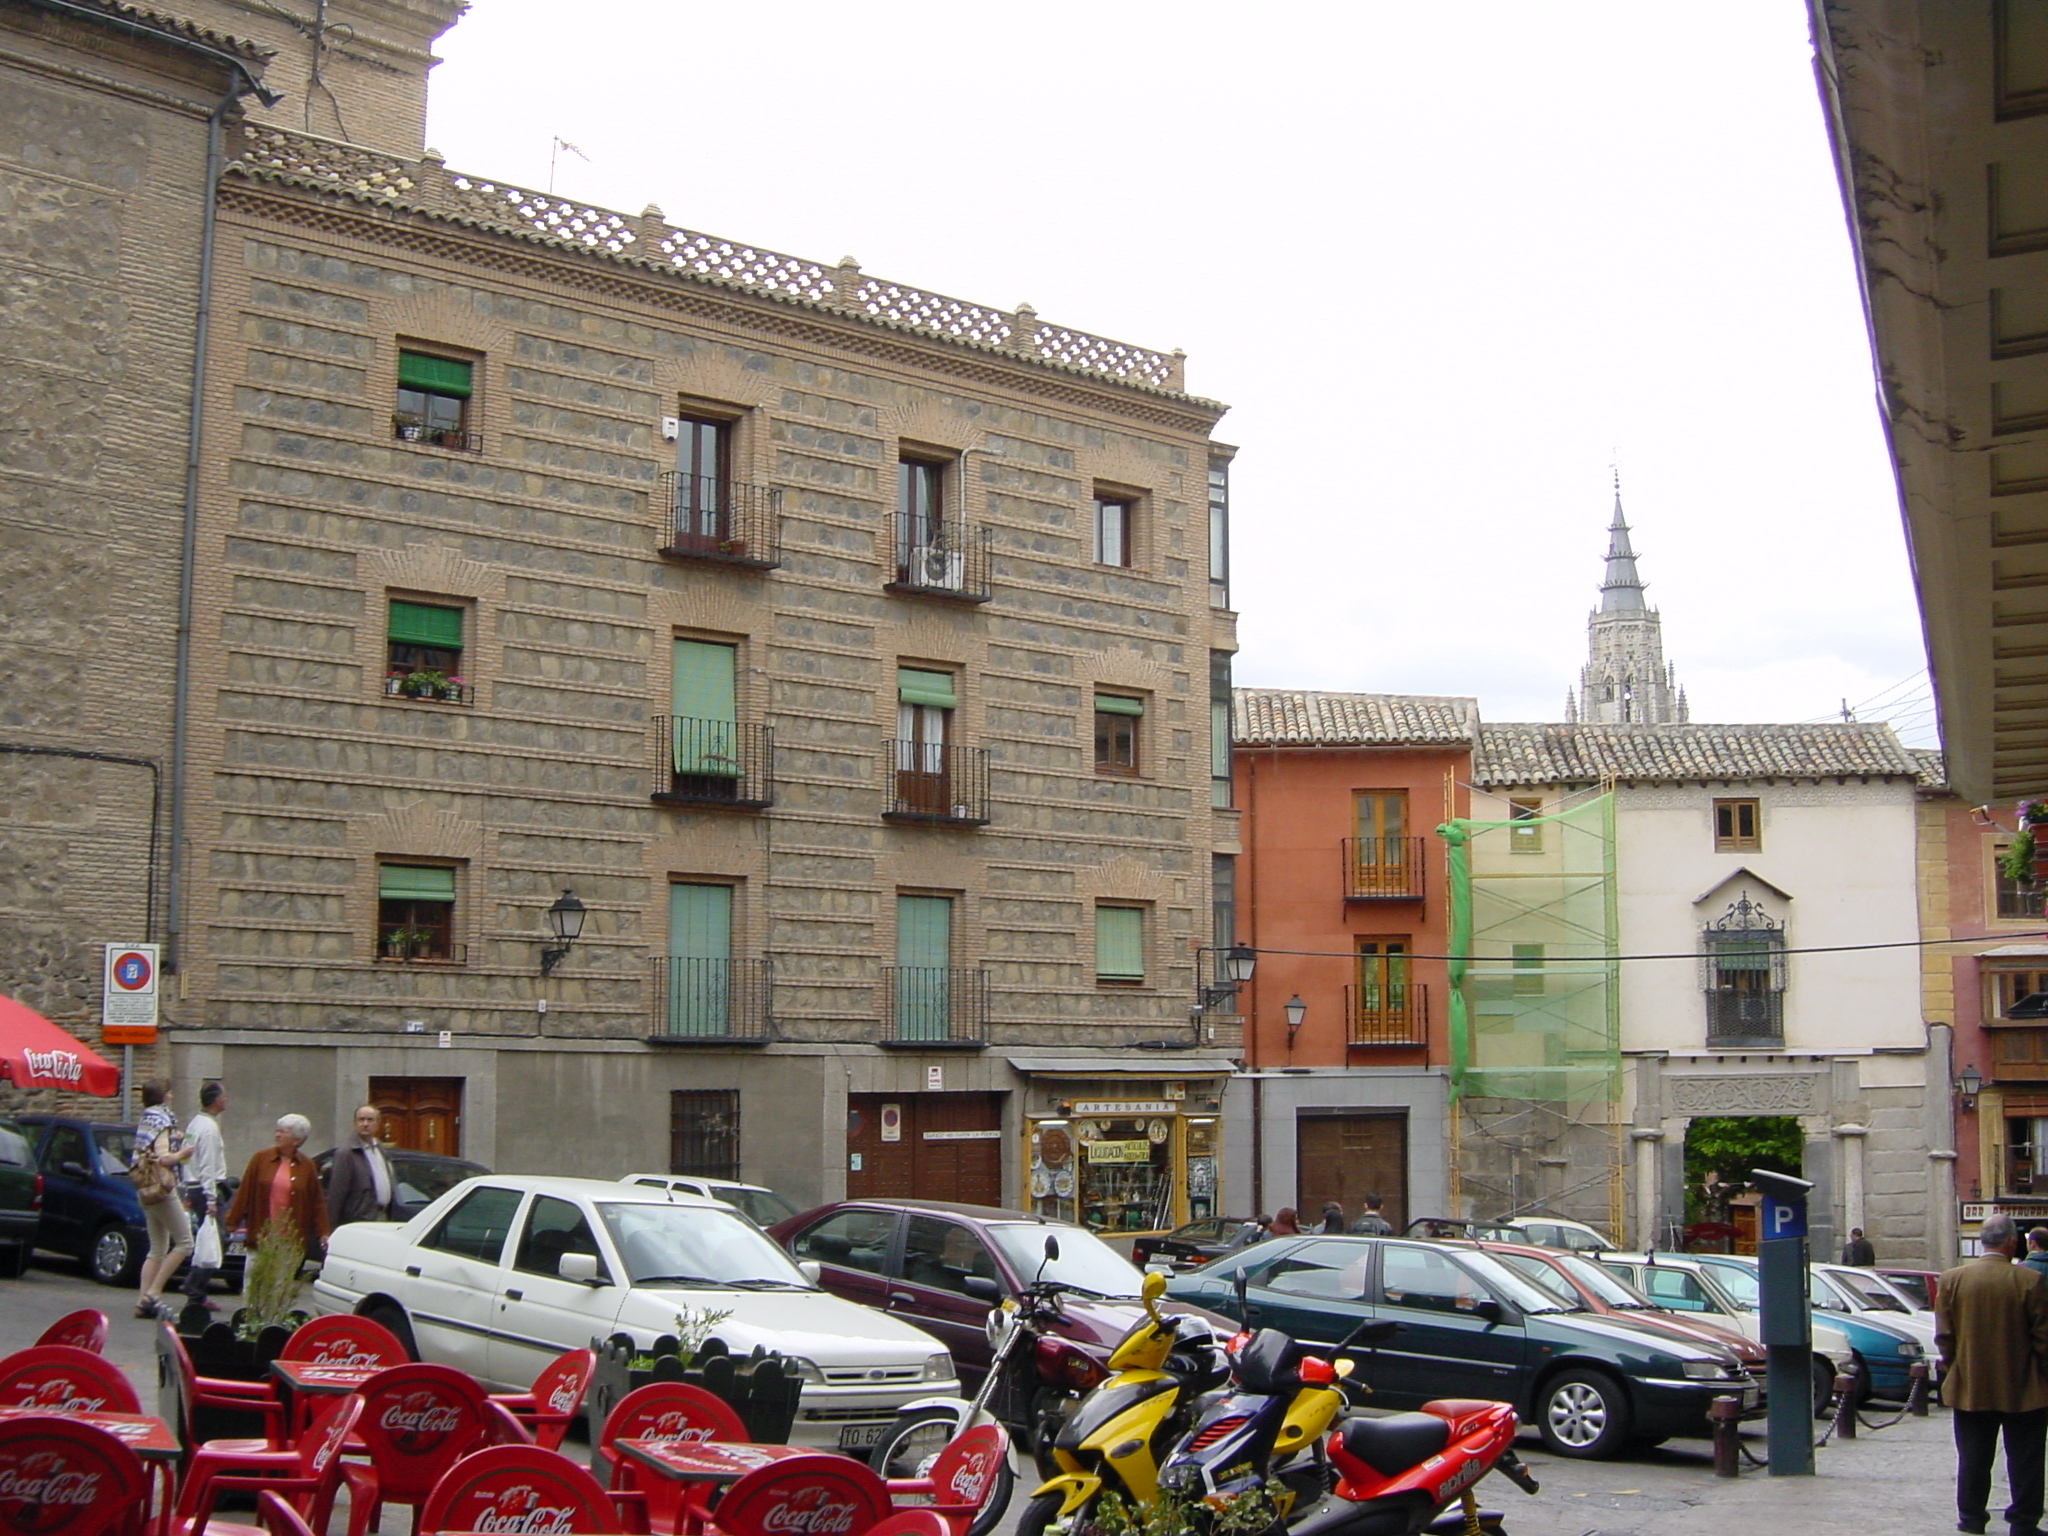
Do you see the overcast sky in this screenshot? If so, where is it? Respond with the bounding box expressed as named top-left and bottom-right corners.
top-left (425, 1), bottom-right (1934, 745)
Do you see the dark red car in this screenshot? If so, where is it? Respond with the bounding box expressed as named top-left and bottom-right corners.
top-left (767, 1198), bottom-right (1227, 1387)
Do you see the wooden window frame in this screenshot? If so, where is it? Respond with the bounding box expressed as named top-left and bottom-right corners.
top-left (1095, 903), bottom-right (1147, 985)
top-left (395, 349), bottom-right (477, 449)
top-left (1508, 798), bottom-right (1543, 853)
top-left (1094, 695), bottom-right (1143, 776)
top-left (376, 861), bottom-right (460, 963)
top-left (1093, 492), bottom-right (1136, 567)
top-left (1713, 798), bottom-right (1761, 852)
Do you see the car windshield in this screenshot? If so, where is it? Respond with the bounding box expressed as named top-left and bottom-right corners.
top-left (1454, 1250), bottom-right (1577, 1313)
top-left (727, 1188), bottom-right (799, 1228)
top-left (1830, 1268), bottom-right (1911, 1312)
top-left (1552, 1253), bottom-right (1656, 1308)
top-left (595, 1201), bottom-right (815, 1290)
top-left (1700, 1263), bottom-right (1761, 1309)
top-left (985, 1223), bottom-right (1144, 1298)
top-left (1491, 1253), bottom-right (1588, 1310)
top-left (92, 1129), bottom-right (132, 1175)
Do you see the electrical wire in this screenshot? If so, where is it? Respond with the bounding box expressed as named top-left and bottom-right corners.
top-left (1244, 932), bottom-right (2046, 964)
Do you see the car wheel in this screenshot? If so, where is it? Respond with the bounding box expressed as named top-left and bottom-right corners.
top-left (89, 1223), bottom-right (139, 1287)
top-left (361, 1302), bottom-right (419, 1361)
top-left (869, 1407), bottom-right (1014, 1536)
top-left (1537, 1367), bottom-right (1632, 1459)
top-left (1812, 1356), bottom-right (1836, 1417)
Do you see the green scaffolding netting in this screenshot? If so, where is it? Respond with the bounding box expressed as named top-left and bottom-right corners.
top-left (1438, 793), bottom-right (1619, 1104)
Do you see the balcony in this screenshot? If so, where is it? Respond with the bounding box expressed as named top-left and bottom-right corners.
top-left (384, 674), bottom-right (473, 705)
top-left (1345, 981), bottom-right (1429, 1046)
top-left (882, 742), bottom-right (990, 825)
top-left (1991, 1023), bottom-right (2048, 1082)
top-left (880, 966), bottom-right (988, 1048)
top-left (1342, 837), bottom-right (1426, 900)
top-left (657, 474), bottom-right (781, 569)
top-left (1705, 990), bottom-right (1784, 1049)
top-left (392, 416), bottom-right (481, 453)
top-left (650, 717), bottom-right (774, 809)
top-left (884, 521), bottom-right (991, 603)
top-left (648, 957), bottom-right (772, 1043)
top-left (375, 935), bottom-right (467, 966)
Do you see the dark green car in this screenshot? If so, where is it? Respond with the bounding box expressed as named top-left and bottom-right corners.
top-left (0, 1117), bottom-right (40, 1277)
top-left (1166, 1234), bottom-right (1756, 1459)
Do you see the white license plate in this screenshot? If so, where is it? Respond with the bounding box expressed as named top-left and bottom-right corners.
top-left (226, 1237), bottom-right (246, 1257)
top-left (1741, 1387), bottom-right (1759, 1409)
top-left (838, 1423), bottom-right (889, 1451)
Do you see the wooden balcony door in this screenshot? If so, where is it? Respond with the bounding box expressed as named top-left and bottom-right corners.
top-left (368, 1077), bottom-right (464, 1157)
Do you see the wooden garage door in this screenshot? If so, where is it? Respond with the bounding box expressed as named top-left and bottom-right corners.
top-left (369, 1077), bottom-right (463, 1157)
top-left (1296, 1112), bottom-right (1407, 1232)
top-left (848, 1093), bottom-right (1002, 1206)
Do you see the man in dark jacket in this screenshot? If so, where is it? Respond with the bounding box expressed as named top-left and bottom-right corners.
top-left (326, 1105), bottom-right (402, 1226)
top-left (1349, 1194), bottom-right (1393, 1236)
top-left (2026, 1229), bottom-right (2048, 1281)
top-left (1937, 1213), bottom-right (2048, 1536)
top-left (1841, 1227), bottom-right (1876, 1266)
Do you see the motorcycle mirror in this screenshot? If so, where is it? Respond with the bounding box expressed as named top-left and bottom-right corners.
top-left (1045, 1235), bottom-right (1061, 1262)
top-left (1338, 1319), bottom-right (1400, 1349)
top-left (1233, 1267), bottom-right (1249, 1320)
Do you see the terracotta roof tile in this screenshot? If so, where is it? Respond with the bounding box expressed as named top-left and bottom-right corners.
top-left (1473, 722), bottom-right (1921, 786)
top-left (1233, 689), bottom-right (1479, 748)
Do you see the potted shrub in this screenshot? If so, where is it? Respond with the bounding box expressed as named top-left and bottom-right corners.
top-left (399, 669), bottom-right (446, 699)
top-left (438, 674), bottom-right (467, 702)
top-left (2003, 799), bottom-right (2048, 884)
top-left (393, 413), bottom-right (427, 442)
top-left (158, 1214), bottom-right (312, 1446)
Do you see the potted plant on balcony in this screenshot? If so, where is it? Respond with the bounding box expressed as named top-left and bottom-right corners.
top-left (2002, 800), bottom-right (2048, 884)
top-left (399, 668), bottom-right (446, 699)
top-left (438, 674), bottom-right (466, 702)
top-left (382, 925), bottom-right (425, 960)
top-left (392, 412), bottom-right (427, 442)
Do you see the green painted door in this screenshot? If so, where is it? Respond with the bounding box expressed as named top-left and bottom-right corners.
top-left (667, 883), bottom-right (732, 1037)
top-left (896, 896), bottom-right (952, 1042)
top-left (672, 640), bottom-right (738, 777)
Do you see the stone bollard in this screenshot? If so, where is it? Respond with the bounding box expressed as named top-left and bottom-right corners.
top-left (1832, 1361), bottom-right (1861, 1440)
top-left (1710, 1393), bottom-right (1744, 1477)
top-left (1907, 1360), bottom-right (1931, 1417)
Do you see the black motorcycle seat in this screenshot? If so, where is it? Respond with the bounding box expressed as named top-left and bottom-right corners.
top-left (1340, 1412), bottom-right (1451, 1477)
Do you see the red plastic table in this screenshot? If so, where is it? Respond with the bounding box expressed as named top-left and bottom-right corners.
top-left (615, 1439), bottom-right (812, 1486)
top-left (0, 1405), bottom-right (181, 1461)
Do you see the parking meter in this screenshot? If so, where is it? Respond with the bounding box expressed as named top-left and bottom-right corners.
top-left (1753, 1167), bottom-right (1815, 1476)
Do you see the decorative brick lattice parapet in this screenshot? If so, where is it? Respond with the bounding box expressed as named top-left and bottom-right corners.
top-left (230, 126), bottom-right (1186, 392)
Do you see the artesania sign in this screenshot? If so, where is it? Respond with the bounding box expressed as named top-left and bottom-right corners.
top-left (101, 943), bottom-right (159, 1044)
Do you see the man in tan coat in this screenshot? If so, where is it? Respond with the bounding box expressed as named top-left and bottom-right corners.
top-left (1938, 1213), bottom-right (2048, 1536)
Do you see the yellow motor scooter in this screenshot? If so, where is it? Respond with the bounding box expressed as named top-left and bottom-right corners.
top-left (1017, 1270), bottom-right (1228, 1536)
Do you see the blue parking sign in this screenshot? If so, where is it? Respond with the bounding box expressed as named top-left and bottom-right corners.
top-left (1762, 1194), bottom-right (1807, 1240)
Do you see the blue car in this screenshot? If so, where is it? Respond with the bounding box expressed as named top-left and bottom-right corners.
top-left (1687, 1253), bottom-right (1923, 1401)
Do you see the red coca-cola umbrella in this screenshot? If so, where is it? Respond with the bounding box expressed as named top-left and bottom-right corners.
top-left (0, 994), bottom-right (119, 1096)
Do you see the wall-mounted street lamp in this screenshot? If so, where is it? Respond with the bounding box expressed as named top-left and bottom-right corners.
top-left (1284, 995), bottom-right (1307, 1041)
top-left (1196, 943), bottom-right (1258, 1013)
top-left (539, 889), bottom-right (586, 976)
top-left (1956, 1063), bottom-right (1982, 1114)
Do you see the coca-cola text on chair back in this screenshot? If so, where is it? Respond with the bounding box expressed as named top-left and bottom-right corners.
top-left (278, 1313), bottom-right (408, 1369)
top-left (353, 1362), bottom-right (493, 1524)
top-left (0, 1347), bottom-right (139, 1415)
top-left (704, 1454), bottom-right (891, 1536)
top-left (418, 1444), bottom-right (620, 1534)
top-left (35, 1312), bottom-right (109, 1355)
top-left (0, 1416), bottom-right (152, 1536)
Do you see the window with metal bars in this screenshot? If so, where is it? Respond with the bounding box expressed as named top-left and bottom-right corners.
top-left (669, 1090), bottom-right (740, 1181)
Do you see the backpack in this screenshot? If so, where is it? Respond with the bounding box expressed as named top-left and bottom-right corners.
top-left (129, 1131), bottom-right (177, 1207)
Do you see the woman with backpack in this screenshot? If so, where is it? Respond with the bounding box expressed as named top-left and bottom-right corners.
top-left (131, 1078), bottom-right (193, 1319)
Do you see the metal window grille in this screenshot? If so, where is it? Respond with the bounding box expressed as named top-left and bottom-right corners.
top-left (669, 1090), bottom-right (740, 1181)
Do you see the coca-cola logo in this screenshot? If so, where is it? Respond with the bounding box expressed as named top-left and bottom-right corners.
top-left (20, 1382), bottom-right (105, 1413)
top-left (545, 1382), bottom-right (580, 1413)
top-left (379, 1391), bottom-right (464, 1451)
top-left (947, 1451), bottom-right (994, 1502)
top-left (0, 1451), bottom-right (103, 1528)
top-left (644, 1411), bottom-right (715, 1443)
top-left (310, 1345), bottom-right (380, 1367)
top-left (757, 1489), bottom-right (861, 1535)
top-left (467, 1484), bottom-right (576, 1533)
top-left (21, 1050), bottom-right (82, 1085)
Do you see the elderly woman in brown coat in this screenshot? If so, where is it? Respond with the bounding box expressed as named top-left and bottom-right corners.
top-left (223, 1113), bottom-right (331, 1262)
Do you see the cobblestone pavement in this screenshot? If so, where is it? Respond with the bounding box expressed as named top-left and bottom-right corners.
top-left (0, 1258), bottom-right (1966, 1536)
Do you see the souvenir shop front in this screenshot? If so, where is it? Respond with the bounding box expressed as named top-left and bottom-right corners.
top-left (1008, 1054), bottom-right (1234, 1236)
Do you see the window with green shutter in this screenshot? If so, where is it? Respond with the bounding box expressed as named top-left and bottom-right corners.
top-left (671, 639), bottom-right (740, 783)
top-left (377, 863), bottom-right (457, 962)
top-left (387, 600), bottom-right (466, 699)
top-left (395, 350), bottom-right (476, 449)
top-left (1094, 693), bottom-right (1142, 774)
top-left (1096, 905), bottom-right (1145, 983)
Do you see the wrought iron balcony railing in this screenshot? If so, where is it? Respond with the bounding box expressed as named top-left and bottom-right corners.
top-left (392, 416), bottom-right (482, 453)
top-left (882, 742), bottom-right (990, 825)
top-left (650, 956), bottom-right (772, 1042)
top-left (657, 474), bottom-right (781, 568)
top-left (885, 520), bottom-right (991, 602)
top-left (881, 966), bottom-right (988, 1047)
top-left (384, 675), bottom-right (473, 705)
top-left (375, 937), bottom-right (467, 965)
top-left (1345, 981), bottom-right (1429, 1045)
top-left (650, 717), bottom-right (774, 809)
top-left (1342, 837), bottom-right (1426, 900)
top-left (1705, 989), bottom-right (1784, 1048)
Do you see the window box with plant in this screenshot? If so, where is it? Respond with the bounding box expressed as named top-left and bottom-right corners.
top-left (2001, 800), bottom-right (2048, 885)
top-left (385, 668), bottom-right (470, 703)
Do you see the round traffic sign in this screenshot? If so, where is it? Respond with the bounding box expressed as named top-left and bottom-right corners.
top-left (110, 951), bottom-right (153, 991)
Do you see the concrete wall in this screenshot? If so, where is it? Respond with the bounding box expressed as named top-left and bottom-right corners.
top-left (1223, 1068), bottom-right (1450, 1225)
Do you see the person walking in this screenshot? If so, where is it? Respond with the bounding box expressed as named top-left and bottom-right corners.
top-left (2026, 1229), bottom-right (2048, 1281)
top-left (1269, 1207), bottom-right (1302, 1237)
top-left (180, 1082), bottom-right (229, 1308)
top-left (327, 1105), bottom-right (403, 1226)
top-left (1318, 1201), bottom-right (1346, 1235)
top-left (223, 1114), bottom-right (331, 1267)
top-left (132, 1079), bottom-right (193, 1319)
top-left (1350, 1194), bottom-right (1394, 1236)
top-left (1936, 1212), bottom-right (2048, 1536)
top-left (1841, 1226), bottom-right (1877, 1267)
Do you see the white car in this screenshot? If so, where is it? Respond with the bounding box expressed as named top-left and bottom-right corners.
top-left (1812, 1263), bottom-right (1939, 1354)
top-left (620, 1175), bottom-right (799, 1231)
top-left (315, 1175), bottom-right (958, 1452)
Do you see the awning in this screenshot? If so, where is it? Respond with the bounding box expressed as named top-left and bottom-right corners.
top-left (0, 995), bottom-right (118, 1096)
top-left (1004, 1053), bottom-right (1237, 1078)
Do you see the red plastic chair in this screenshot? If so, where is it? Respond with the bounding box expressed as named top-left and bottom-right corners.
top-left (37, 1309), bottom-right (111, 1354)
top-left (596, 1383), bottom-right (749, 1536)
top-left (0, 1416), bottom-right (152, 1536)
top-left (419, 1445), bottom-right (621, 1534)
top-left (482, 1399), bottom-right (537, 1446)
top-left (863, 1516), bottom-right (954, 1536)
top-left (160, 1322), bottom-right (289, 1455)
top-left (252, 1493), bottom-right (315, 1536)
top-left (351, 1362), bottom-right (493, 1535)
top-left (0, 1345), bottom-right (140, 1414)
top-left (173, 1393), bottom-right (373, 1536)
top-left (488, 1346), bottom-right (596, 1451)
top-left (279, 1315), bottom-right (408, 1369)
top-left (881, 1424), bottom-right (1010, 1536)
top-left (699, 1456), bottom-right (890, 1536)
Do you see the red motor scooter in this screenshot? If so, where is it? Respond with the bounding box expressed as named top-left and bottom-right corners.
top-left (1286, 1397), bottom-right (1540, 1536)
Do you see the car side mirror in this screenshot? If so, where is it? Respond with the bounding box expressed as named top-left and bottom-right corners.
top-left (963, 1275), bottom-right (1002, 1302)
top-left (1472, 1298), bottom-right (1504, 1324)
top-left (59, 1161), bottom-right (87, 1179)
top-left (558, 1253), bottom-right (606, 1285)
top-left (798, 1260), bottom-right (822, 1285)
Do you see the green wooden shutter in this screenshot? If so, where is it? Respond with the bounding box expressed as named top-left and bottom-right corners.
top-left (672, 640), bottom-right (739, 775)
top-left (896, 895), bottom-right (952, 1042)
top-left (388, 602), bottom-right (464, 648)
top-left (897, 669), bottom-right (958, 709)
top-left (1095, 693), bottom-right (1144, 716)
top-left (1096, 906), bottom-right (1144, 980)
top-left (397, 352), bottom-right (474, 398)
top-left (667, 883), bottom-right (732, 1037)
top-left (379, 865), bottom-right (456, 901)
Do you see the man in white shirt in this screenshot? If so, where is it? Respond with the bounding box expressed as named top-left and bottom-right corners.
top-left (327, 1105), bottom-right (401, 1225)
top-left (181, 1082), bottom-right (229, 1306)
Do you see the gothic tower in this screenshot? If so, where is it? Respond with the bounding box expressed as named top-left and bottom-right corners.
top-left (1565, 484), bottom-right (1689, 725)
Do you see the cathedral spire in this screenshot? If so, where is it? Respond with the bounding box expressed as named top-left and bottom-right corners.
top-left (1574, 478), bottom-right (1686, 724)
top-left (1600, 475), bottom-right (1647, 613)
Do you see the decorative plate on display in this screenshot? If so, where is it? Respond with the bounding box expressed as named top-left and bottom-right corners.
top-left (1076, 1120), bottom-right (1105, 1142)
top-left (1146, 1119), bottom-right (1169, 1143)
top-left (1053, 1168), bottom-right (1075, 1197)
top-left (1031, 1165), bottom-right (1051, 1199)
top-left (1039, 1128), bottom-right (1071, 1166)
